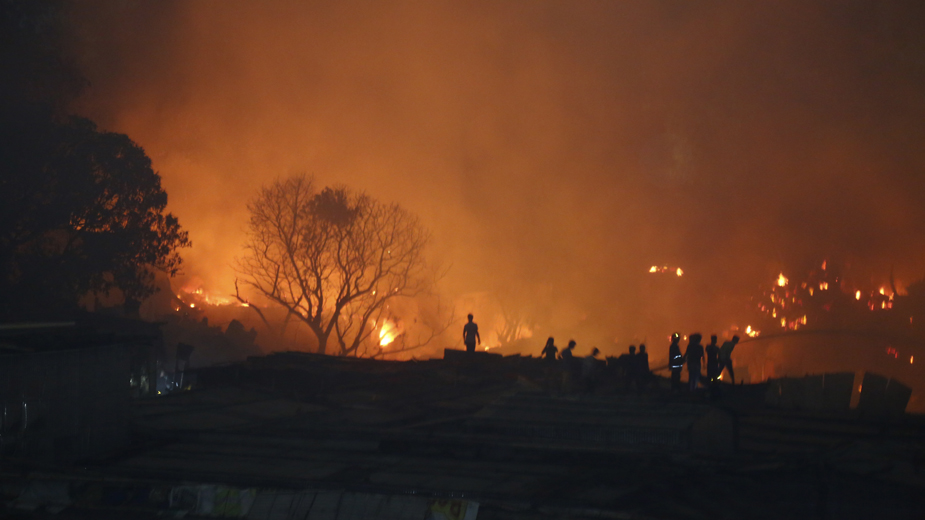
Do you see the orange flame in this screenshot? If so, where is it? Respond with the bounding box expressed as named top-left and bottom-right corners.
top-left (378, 319), bottom-right (400, 347)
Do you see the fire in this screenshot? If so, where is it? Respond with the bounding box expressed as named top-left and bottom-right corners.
top-left (648, 265), bottom-right (684, 276)
top-left (180, 286), bottom-right (233, 307)
top-left (378, 319), bottom-right (400, 347)
top-left (855, 290), bottom-right (861, 300)
top-left (777, 273), bottom-right (788, 287)
top-left (745, 325), bottom-right (760, 337)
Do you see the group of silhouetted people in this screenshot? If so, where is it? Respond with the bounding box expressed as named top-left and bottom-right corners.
top-left (613, 343), bottom-right (657, 390)
top-left (669, 332), bottom-right (738, 392)
top-left (540, 336), bottom-right (603, 392)
top-left (536, 329), bottom-right (741, 394)
top-left (463, 314), bottom-right (739, 394)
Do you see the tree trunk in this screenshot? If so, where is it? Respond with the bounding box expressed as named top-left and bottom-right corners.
top-left (315, 330), bottom-right (328, 355)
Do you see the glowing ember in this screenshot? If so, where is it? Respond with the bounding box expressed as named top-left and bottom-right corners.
top-left (777, 273), bottom-right (788, 287)
top-left (855, 290), bottom-right (861, 300)
top-left (676, 267), bottom-right (683, 277)
top-left (879, 287), bottom-right (886, 295)
top-left (821, 260), bottom-right (827, 270)
top-left (780, 317), bottom-right (786, 327)
top-left (745, 325), bottom-right (760, 337)
top-left (649, 266), bottom-right (658, 273)
top-left (911, 356), bottom-right (915, 364)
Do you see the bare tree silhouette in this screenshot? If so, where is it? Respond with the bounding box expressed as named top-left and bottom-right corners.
top-left (237, 175), bottom-right (433, 356)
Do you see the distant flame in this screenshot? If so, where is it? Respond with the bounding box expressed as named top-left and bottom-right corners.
top-left (745, 325), bottom-right (759, 337)
top-left (648, 265), bottom-right (684, 276)
top-left (777, 273), bottom-right (788, 287)
top-left (855, 290), bottom-right (861, 300)
top-left (379, 319), bottom-right (400, 347)
top-left (181, 286), bottom-right (232, 306)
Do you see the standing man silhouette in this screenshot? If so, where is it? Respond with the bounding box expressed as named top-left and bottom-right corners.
top-left (685, 333), bottom-right (704, 391)
top-left (463, 313), bottom-right (481, 353)
top-left (668, 333), bottom-right (684, 392)
top-left (719, 335), bottom-right (740, 384)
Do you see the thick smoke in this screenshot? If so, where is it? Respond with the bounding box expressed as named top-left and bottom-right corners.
top-left (69, 1), bottom-right (925, 354)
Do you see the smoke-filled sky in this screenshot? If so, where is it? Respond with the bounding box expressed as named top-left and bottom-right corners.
top-left (67, 1), bottom-right (925, 349)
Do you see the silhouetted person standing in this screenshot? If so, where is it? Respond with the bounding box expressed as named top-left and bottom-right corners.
top-left (618, 345), bottom-right (637, 389)
top-left (560, 340), bottom-right (576, 361)
top-left (637, 343), bottom-right (652, 390)
top-left (463, 313), bottom-right (480, 353)
top-left (705, 334), bottom-right (720, 384)
top-left (720, 335), bottom-right (739, 384)
top-left (685, 333), bottom-right (704, 391)
top-left (582, 347), bottom-right (602, 392)
top-left (668, 333), bottom-right (683, 392)
top-left (541, 337), bottom-right (558, 361)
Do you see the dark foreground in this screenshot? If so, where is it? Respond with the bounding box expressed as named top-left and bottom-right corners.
top-left (3, 351), bottom-right (924, 519)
